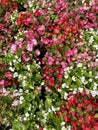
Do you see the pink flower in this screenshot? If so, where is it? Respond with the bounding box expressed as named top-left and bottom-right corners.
top-left (90, 0), bottom-right (98, 6)
top-left (38, 25), bottom-right (45, 31)
top-left (22, 52), bottom-right (30, 62)
top-left (31, 39), bottom-right (38, 46)
top-left (25, 17), bottom-right (32, 25)
top-left (72, 48), bottom-right (78, 55)
top-left (66, 50), bottom-right (73, 57)
top-left (5, 71), bottom-right (12, 80)
top-left (41, 38), bottom-right (49, 45)
top-left (23, 4), bottom-right (28, 8)
top-left (26, 43), bottom-right (33, 52)
top-left (38, 25), bottom-right (45, 35)
top-left (0, 80), bottom-right (4, 86)
top-left (53, 37), bottom-right (58, 44)
top-left (11, 44), bottom-right (17, 53)
top-left (61, 62), bottom-right (67, 68)
top-left (36, 49), bottom-right (40, 56)
top-left (0, 88), bottom-right (4, 93)
top-left (45, 86), bottom-right (51, 92)
top-left (18, 42), bottom-right (24, 48)
top-left (48, 56), bottom-right (54, 65)
top-left (4, 12), bottom-right (10, 22)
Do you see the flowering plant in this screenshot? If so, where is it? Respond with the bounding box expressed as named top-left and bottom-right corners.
top-left (0, 0), bottom-right (98, 129)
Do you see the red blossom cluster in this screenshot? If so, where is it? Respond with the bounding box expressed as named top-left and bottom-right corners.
top-left (0, 0), bottom-right (18, 11)
top-left (56, 92), bottom-right (98, 130)
top-left (17, 12), bottom-right (33, 28)
top-left (0, 63), bottom-right (18, 88)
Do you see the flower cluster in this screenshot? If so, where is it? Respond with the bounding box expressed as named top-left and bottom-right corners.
top-left (55, 91), bottom-right (98, 130)
top-left (0, 0), bottom-right (98, 129)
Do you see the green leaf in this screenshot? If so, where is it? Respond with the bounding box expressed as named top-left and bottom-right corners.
top-left (94, 113), bottom-right (98, 118)
top-left (66, 77), bottom-right (72, 85)
top-left (45, 98), bottom-right (52, 107)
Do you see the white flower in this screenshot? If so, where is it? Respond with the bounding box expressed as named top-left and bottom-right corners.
top-left (19, 100), bottom-right (23, 104)
top-left (80, 76), bottom-right (85, 83)
top-left (51, 106), bottom-right (55, 112)
top-left (57, 88), bottom-right (61, 92)
top-left (27, 65), bottom-right (31, 71)
top-left (23, 76), bottom-right (27, 80)
top-left (25, 113), bottom-right (29, 117)
top-left (93, 86), bottom-right (97, 90)
top-left (94, 82), bottom-right (98, 86)
top-left (12, 100), bottom-right (19, 106)
top-left (95, 58), bottom-right (98, 62)
top-left (70, 66), bottom-right (73, 70)
top-left (13, 59), bottom-right (17, 63)
top-left (41, 82), bottom-right (45, 86)
top-left (61, 126), bottom-right (66, 130)
top-left (43, 127), bottom-right (47, 130)
top-left (66, 85), bottom-right (69, 88)
top-left (73, 90), bottom-right (77, 94)
top-left (23, 117), bottom-right (27, 121)
top-left (9, 62), bottom-right (12, 66)
top-left (84, 81), bottom-right (88, 85)
top-left (95, 75), bottom-right (98, 79)
top-left (18, 58), bottom-right (21, 62)
top-left (89, 71), bottom-right (92, 75)
top-left (66, 125), bottom-right (71, 130)
top-left (22, 81), bottom-right (27, 87)
top-left (64, 92), bottom-right (68, 99)
top-left (55, 107), bottom-right (60, 111)
top-left (89, 36), bottom-right (94, 43)
top-left (72, 76), bottom-right (76, 81)
top-left (77, 63), bottom-right (82, 68)
top-left (83, 67), bottom-right (86, 69)
top-left (19, 88), bottom-right (23, 93)
top-left (82, 0), bottom-right (85, 4)
top-left (64, 74), bottom-right (69, 79)
top-left (89, 78), bottom-right (92, 82)
top-left (93, 45), bottom-right (98, 50)
top-left (18, 74), bottom-right (22, 79)
top-left (20, 96), bottom-right (24, 101)
top-left (9, 67), bottom-right (15, 72)
top-left (36, 124), bottom-right (39, 129)
top-left (62, 83), bottom-right (66, 88)
top-left (85, 89), bottom-right (90, 95)
top-left (48, 108), bottom-right (52, 113)
top-left (96, 53), bottom-right (98, 57)
top-left (64, 67), bottom-right (70, 72)
top-left (13, 72), bottom-right (18, 78)
top-left (61, 122), bottom-right (65, 126)
top-left (25, 90), bottom-right (29, 93)
top-left (91, 90), bottom-right (98, 97)
top-left (78, 87), bottom-right (83, 93)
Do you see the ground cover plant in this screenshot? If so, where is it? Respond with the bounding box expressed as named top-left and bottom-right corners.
top-left (0, 0), bottom-right (98, 130)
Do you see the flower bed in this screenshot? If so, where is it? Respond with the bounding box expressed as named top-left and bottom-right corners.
top-left (0, 0), bottom-right (98, 130)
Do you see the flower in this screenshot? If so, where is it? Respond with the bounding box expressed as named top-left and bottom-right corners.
top-left (5, 71), bottom-right (12, 80)
top-left (36, 49), bottom-right (40, 56)
top-left (65, 50), bottom-right (73, 57)
top-left (0, 80), bottom-right (5, 86)
top-left (11, 44), bottom-right (17, 53)
top-left (48, 56), bottom-right (54, 65)
top-left (26, 43), bottom-right (33, 52)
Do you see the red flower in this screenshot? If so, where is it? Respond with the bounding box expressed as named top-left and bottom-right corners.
top-left (54, 26), bottom-right (61, 34)
top-left (85, 116), bottom-right (93, 124)
top-left (64, 115), bottom-right (69, 123)
top-left (4, 80), bottom-right (11, 87)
